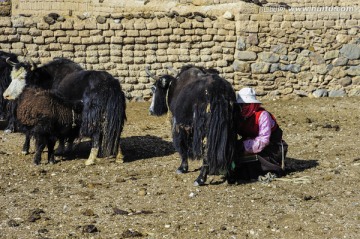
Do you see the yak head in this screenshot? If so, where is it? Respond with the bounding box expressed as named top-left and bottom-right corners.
top-left (145, 66), bottom-right (175, 116)
top-left (3, 58), bottom-right (37, 100)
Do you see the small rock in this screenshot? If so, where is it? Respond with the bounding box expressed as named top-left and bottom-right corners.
top-left (175, 16), bottom-right (185, 23)
top-left (82, 224), bottom-right (98, 233)
top-left (28, 208), bottom-right (45, 222)
top-left (312, 89), bottom-right (328, 98)
top-left (113, 207), bottom-right (129, 215)
top-left (82, 209), bottom-right (95, 216)
top-left (96, 15), bottom-right (106, 24)
top-left (122, 229), bottom-right (143, 238)
top-left (189, 192), bottom-right (195, 198)
top-left (43, 16), bottom-right (55, 25)
top-left (7, 219), bottom-right (20, 227)
top-left (195, 16), bottom-right (204, 22)
top-left (328, 89), bottom-right (346, 98)
top-left (138, 188), bottom-right (147, 196)
top-left (165, 224), bottom-right (171, 228)
top-left (223, 11), bottom-right (234, 20)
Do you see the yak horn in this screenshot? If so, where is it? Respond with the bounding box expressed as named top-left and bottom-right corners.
top-left (6, 57), bottom-right (17, 66)
top-left (145, 66), bottom-right (160, 80)
top-left (166, 65), bottom-right (178, 75)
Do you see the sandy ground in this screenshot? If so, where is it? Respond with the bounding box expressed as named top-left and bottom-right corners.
top-left (0, 96), bottom-right (359, 239)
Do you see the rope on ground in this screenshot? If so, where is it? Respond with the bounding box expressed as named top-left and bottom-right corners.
top-left (258, 172), bottom-right (312, 184)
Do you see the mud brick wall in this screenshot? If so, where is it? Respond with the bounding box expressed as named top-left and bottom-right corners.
top-left (0, 0), bottom-right (359, 100)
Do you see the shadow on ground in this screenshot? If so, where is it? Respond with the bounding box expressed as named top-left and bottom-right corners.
top-left (121, 135), bottom-right (175, 162)
top-left (285, 157), bottom-right (319, 173)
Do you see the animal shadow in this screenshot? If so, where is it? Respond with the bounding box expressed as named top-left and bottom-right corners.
top-left (121, 135), bottom-right (175, 162)
top-left (285, 157), bottom-right (319, 173)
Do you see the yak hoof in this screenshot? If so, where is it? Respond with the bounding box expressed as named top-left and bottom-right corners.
top-left (115, 151), bottom-right (124, 163)
top-left (176, 167), bottom-right (188, 174)
top-left (85, 158), bottom-right (96, 166)
top-left (21, 150), bottom-right (29, 155)
top-left (4, 129), bottom-right (12, 134)
top-left (193, 178), bottom-right (205, 186)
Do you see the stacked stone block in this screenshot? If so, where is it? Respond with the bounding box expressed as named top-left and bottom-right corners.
top-left (0, 0), bottom-right (359, 100)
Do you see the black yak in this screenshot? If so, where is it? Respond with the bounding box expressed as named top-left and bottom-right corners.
top-left (147, 65), bottom-right (237, 186)
top-left (0, 51), bottom-right (19, 132)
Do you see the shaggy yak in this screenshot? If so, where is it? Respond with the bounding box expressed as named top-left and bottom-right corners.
top-left (147, 65), bottom-right (237, 186)
top-left (4, 63), bottom-right (126, 166)
top-left (14, 88), bottom-right (81, 165)
top-left (3, 57), bottom-right (83, 155)
top-left (0, 51), bottom-right (19, 132)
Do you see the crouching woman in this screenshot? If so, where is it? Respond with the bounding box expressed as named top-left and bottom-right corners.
top-left (229, 87), bottom-right (288, 182)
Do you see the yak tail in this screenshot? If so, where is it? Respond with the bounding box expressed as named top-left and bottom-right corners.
top-left (193, 93), bottom-right (236, 175)
top-left (81, 80), bottom-right (126, 157)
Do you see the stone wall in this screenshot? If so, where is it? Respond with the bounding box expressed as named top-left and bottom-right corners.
top-left (0, 0), bottom-right (359, 100)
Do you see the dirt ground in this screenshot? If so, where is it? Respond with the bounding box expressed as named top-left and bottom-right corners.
top-left (0, 96), bottom-right (359, 239)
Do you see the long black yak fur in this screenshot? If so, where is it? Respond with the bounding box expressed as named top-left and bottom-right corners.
top-left (54, 70), bottom-right (126, 161)
top-left (16, 88), bottom-right (81, 165)
top-left (15, 57), bottom-right (83, 89)
top-left (149, 65), bottom-right (237, 186)
top-left (0, 51), bottom-right (19, 131)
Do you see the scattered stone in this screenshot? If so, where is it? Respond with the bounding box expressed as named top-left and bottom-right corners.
top-left (113, 207), bottom-right (129, 215)
top-left (339, 77), bottom-right (352, 87)
top-left (138, 188), bottom-right (147, 196)
top-left (7, 219), bottom-right (20, 227)
top-left (271, 44), bottom-right (288, 55)
top-left (28, 208), bottom-right (45, 222)
top-left (237, 51), bottom-right (257, 61)
top-left (96, 15), bottom-right (106, 24)
top-left (309, 52), bottom-right (325, 65)
top-left (346, 65), bottom-right (360, 76)
top-left (303, 195), bottom-right (314, 201)
top-left (312, 89), bottom-right (328, 98)
top-left (270, 63), bottom-right (279, 73)
top-left (348, 88), bottom-right (360, 96)
top-left (340, 44), bottom-right (360, 60)
top-left (82, 209), bottom-right (95, 216)
top-left (332, 57), bottom-right (348, 66)
top-left (233, 60), bottom-right (250, 72)
top-left (43, 16), bottom-right (55, 25)
top-left (175, 16), bottom-right (185, 23)
top-left (122, 229), bottom-right (143, 238)
top-left (251, 62), bottom-right (270, 74)
top-left (236, 37), bottom-right (246, 51)
top-left (294, 90), bottom-right (308, 97)
top-left (82, 224), bottom-right (98, 233)
top-left (259, 52), bottom-right (280, 63)
top-left (195, 16), bottom-right (204, 22)
top-left (328, 89), bottom-right (346, 98)
top-left (223, 11), bottom-right (234, 20)
top-left (324, 50), bottom-right (339, 60)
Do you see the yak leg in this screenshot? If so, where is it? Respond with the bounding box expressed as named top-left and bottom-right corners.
top-left (85, 133), bottom-right (100, 166)
top-left (194, 137), bottom-right (209, 186)
top-left (55, 138), bottom-right (65, 155)
top-left (33, 136), bottom-right (46, 165)
top-left (21, 132), bottom-right (31, 155)
top-left (47, 137), bottom-right (56, 164)
top-left (194, 160), bottom-right (209, 186)
top-left (115, 141), bottom-right (124, 163)
top-left (173, 128), bottom-right (189, 174)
